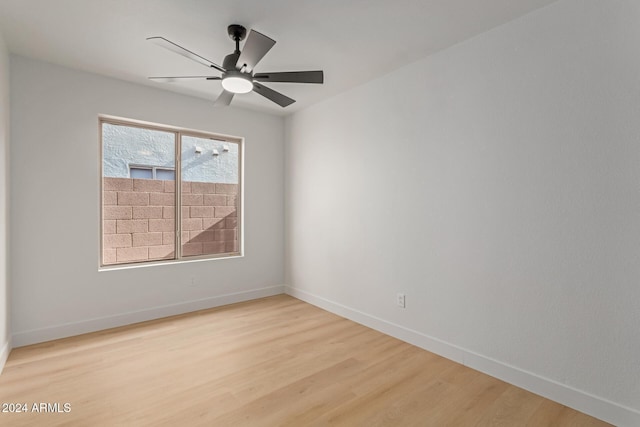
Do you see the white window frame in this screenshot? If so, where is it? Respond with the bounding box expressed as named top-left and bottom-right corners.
top-left (99, 115), bottom-right (243, 268)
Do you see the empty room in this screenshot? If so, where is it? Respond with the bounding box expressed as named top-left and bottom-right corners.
top-left (0, 0), bottom-right (638, 425)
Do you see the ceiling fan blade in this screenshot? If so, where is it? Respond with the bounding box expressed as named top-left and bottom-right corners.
top-left (253, 71), bottom-right (324, 84)
top-left (147, 36), bottom-right (225, 73)
top-left (214, 90), bottom-right (235, 106)
top-left (236, 30), bottom-right (276, 72)
top-left (252, 82), bottom-right (295, 107)
top-left (149, 76), bottom-right (221, 83)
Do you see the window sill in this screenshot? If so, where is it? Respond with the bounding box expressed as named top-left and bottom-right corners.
top-left (98, 253), bottom-right (243, 272)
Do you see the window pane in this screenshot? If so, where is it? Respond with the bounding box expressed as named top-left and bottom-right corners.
top-left (156, 168), bottom-right (175, 181)
top-left (102, 123), bottom-right (176, 266)
top-left (181, 135), bottom-right (239, 257)
top-left (130, 167), bottom-right (153, 179)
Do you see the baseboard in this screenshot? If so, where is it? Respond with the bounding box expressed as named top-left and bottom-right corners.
top-left (0, 337), bottom-right (11, 375)
top-left (285, 286), bottom-right (640, 427)
top-left (12, 285), bottom-right (285, 347)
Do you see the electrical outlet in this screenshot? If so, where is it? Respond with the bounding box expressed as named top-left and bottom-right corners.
top-left (396, 293), bottom-right (406, 308)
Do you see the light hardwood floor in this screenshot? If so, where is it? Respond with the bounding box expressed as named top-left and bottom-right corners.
top-left (0, 295), bottom-right (610, 426)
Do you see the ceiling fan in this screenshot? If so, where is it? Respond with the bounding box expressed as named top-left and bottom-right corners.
top-left (147, 24), bottom-right (324, 108)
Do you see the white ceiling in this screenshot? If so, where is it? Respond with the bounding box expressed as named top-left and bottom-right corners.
top-left (0, 0), bottom-right (558, 115)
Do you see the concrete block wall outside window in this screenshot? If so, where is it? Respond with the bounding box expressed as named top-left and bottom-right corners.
top-left (103, 177), bottom-right (238, 265)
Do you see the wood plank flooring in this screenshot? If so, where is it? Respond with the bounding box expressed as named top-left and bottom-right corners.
top-left (0, 295), bottom-right (610, 426)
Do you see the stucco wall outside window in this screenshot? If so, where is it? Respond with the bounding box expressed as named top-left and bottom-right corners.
top-left (102, 123), bottom-right (239, 184)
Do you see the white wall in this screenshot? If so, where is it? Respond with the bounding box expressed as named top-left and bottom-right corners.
top-left (10, 55), bottom-right (285, 345)
top-left (0, 27), bottom-right (10, 372)
top-left (285, 0), bottom-right (640, 425)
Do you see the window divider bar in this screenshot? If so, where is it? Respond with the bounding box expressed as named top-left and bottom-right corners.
top-left (175, 131), bottom-right (182, 260)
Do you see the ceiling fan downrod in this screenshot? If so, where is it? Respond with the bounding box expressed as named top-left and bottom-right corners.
top-left (227, 24), bottom-right (247, 54)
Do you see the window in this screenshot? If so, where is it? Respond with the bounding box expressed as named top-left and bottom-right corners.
top-left (100, 117), bottom-right (242, 267)
top-left (156, 168), bottom-right (175, 180)
top-left (129, 165), bottom-right (176, 180)
top-left (130, 166), bottom-right (153, 179)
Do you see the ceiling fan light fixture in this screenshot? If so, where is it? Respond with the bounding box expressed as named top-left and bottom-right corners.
top-left (221, 75), bottom-right (253, 94)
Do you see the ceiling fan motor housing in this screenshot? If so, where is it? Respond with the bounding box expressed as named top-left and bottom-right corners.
top-left (221, 50), bottom-right (253, 93)
top-left (223, 52), bottom-right (242, 71)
